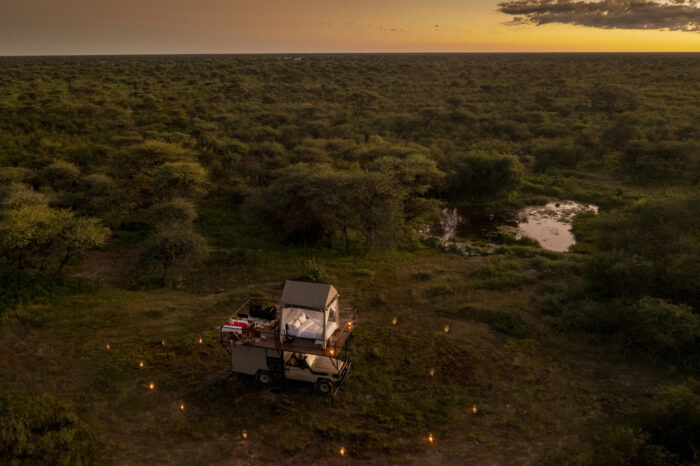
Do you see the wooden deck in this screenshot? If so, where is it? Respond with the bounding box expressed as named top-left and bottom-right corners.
top-left (238, 319), bottom-right (354, 357)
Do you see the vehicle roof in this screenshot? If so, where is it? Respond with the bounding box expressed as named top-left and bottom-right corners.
top-left (280, 280), bottom-right (338, 310)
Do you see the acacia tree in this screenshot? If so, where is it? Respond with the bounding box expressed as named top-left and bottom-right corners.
top-left (248, 163), bottom-right (407, 250)
top-left (444, 151), bottom-right (523, 202)
top-left (366, 153), bottom-right (444, 224)
top-left (0, 184), bottom-right (110, 278)
top-left (139, 225), bottom-right (207, 285)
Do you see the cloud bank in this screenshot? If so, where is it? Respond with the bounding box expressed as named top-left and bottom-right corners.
top-left (498, 0), bottom-right (700, 32)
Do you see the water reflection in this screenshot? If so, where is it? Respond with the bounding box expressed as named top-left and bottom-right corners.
top-left (427, 201), bottom-right (598, 253)
top-left (517, 201), bottom-right (598, 252)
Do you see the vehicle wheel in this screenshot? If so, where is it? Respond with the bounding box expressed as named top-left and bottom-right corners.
top-left (316, 379), bottom-right (332, 394)
top-left (256, 370), bottom-right (272, 384)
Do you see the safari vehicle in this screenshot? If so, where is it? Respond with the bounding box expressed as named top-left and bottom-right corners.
top-left (221, 281), bottom-right (355, 398)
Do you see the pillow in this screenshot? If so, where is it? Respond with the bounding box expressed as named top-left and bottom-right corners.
top-left (298, 313), bottom-right (307, 323)
top-left (291, 319), bottom-right (301, 330)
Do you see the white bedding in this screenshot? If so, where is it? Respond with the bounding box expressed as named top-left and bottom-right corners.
top-left (287, 315), bottom-right (338, 341)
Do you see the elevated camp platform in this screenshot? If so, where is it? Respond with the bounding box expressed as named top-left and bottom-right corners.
top-left (222, 306), bottom-right (356, 357)
top-left (239, 316), bottom-right (354, 357)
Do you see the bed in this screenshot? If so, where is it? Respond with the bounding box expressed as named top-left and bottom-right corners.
top-left (285, 308), bottom-right (338, 343)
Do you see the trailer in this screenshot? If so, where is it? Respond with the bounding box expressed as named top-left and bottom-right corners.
top-left (221, 281), bottom-right (355, 400)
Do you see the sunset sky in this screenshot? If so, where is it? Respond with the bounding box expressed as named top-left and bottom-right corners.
top-left (1, 0), bottom-right (698, 55)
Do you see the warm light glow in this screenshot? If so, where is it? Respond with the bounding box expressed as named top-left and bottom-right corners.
top-left (138, 361), bottom-right (144, 368)
top-left (161, 340), bottom-right (166, 347)
top-left (198, 337), bottom-right (203, 344)
top-left (339, 446), bottom-right (346, 456)
top-left (241, 431), bottom-right (248, 440)
top-left (179, 403), bottom-right (185, 411)
top-left (105, 343), bottom-right (110, 350)
top-left (471, 404), bottom-right (478, 414)
top-left (149, 382), bottom-right (155, 390)
top-left (2, 1), bottom-right (699, 55)
top-left (329, 348), bottom-right (335, 356)
top-left (427, 433), bottom-right (434, 444)
top-left (443, 325), bottom-right (450, 333)
top-left (429, 368), bottom-right (435, 377)
top-left (392, 317), bottom-right (398, 326)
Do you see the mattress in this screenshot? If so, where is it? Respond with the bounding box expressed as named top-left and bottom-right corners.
top-left (288, 318), bottom-right (338, 341)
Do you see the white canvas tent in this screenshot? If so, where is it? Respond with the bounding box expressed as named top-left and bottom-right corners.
top-left (279, 280), bottom-right (339, 348)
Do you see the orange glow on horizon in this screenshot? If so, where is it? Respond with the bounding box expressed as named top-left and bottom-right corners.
top-left (0, 0), bottom-right (697, 55)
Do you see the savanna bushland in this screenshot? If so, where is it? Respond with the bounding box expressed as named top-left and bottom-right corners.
top-left (0, 54), bottom-right (698, 465)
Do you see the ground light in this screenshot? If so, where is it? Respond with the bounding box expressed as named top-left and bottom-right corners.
top-left (443, 325), bottom-right (450, 333)
top-left (105, 343), bottom-right (110, 350)
top-left (161, 340), bottom-right (166, 347)
top-left (197, 336), bottom-right (203, 345)
top-left (138, 361), bottom-right (144, 368)
top-left (148, 382), bottom-right (155, 390)
top-left (179, 403), bottom-right (185, 412)
top-left (339, 446), bottom-right (346, 456)
top-left (427, 433), bottom-right (435, 444)
top-left (241, 431), bottom-right (248, 440)
top-left (429, 368), bottom-right (435, 377)
top-left (471, 404), bottom-right (478, 414)
top-left (392, 317), bottom-right (398, 325)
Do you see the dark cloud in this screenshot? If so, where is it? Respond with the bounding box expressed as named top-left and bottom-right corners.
top-left (498, 0), bottom-right (700, 32)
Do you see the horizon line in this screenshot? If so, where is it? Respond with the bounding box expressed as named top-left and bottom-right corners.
top-left (2, 51), bottom-right (699, 58)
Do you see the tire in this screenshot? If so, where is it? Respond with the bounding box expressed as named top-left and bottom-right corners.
top-left (316, 379), bottom-right (332, 394)
top-left (256, 370), bottom-right (272, 384)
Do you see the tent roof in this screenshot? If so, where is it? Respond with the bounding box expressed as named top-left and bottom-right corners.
top-left (280, 280), bottom-right (338, 310)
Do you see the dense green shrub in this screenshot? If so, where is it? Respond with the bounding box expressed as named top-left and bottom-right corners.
top-left (624, 298), bottom-right (700, 365)
top-left (0, 391), bottom-right (101, 464)
top-left (581, 195), bottom-right (700, 309)
top-left (637, 380), bottom-right (700, 463)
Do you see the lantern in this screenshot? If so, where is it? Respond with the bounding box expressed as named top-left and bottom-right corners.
top-left (198, 336), bottom-right (204, 345)
top-left (329, 348), bottom-right (335, 356)
top-left (148, 382), bottom-right (155, 390)
top-left (241, 431), bottom-right (248, 440)
top-left (105, 343), bottom-right (111, 350)
top-left (427, 433), bottom-right (435, 444)
top-left (429, 368), bottom-right (435, 377)
top-left (392, 317), bottom-right (398, 326)
top-left (339, 446), bottom-right (346, 456)
top-left (161, 340), bottom-right (166, 347)
top-left (179, 403), bottom-right (185, 412)
top-left (471, 404), bottom-right (478, 414)
top-left (443, 325), bottom-right (450, 333)
top-left (138, 361), bottom-right (144, 368)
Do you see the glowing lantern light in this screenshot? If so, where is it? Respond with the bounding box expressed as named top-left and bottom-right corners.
top-left (161, 340), bottom-right (166, 347)
top-left (429, 368), bottom-right (435, 377)
top-left (197, 336), bottom-right (204, 345)
top-left (339, 447), bottom-right (346, 456)
top-left (179, 403), bottom-right (185, 412)
top-left (241, 431), bottom-right (248, 440)
top-left (148, 382), bottom-right (155, 390)
top-left (329, 348), bottom-right (335, 356)
top-left (471, 404), bottom-right (478, 414)
top-left (138, 361), bottom-right (144, 368)
top-left (427, 433), bottom-right (435, 444)
top-left (392, 317), bottom-right (398, 326)
top-left (105, 343), bottom-right (111, 350)
top-left (443, 325), bottom-right (450, 333)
